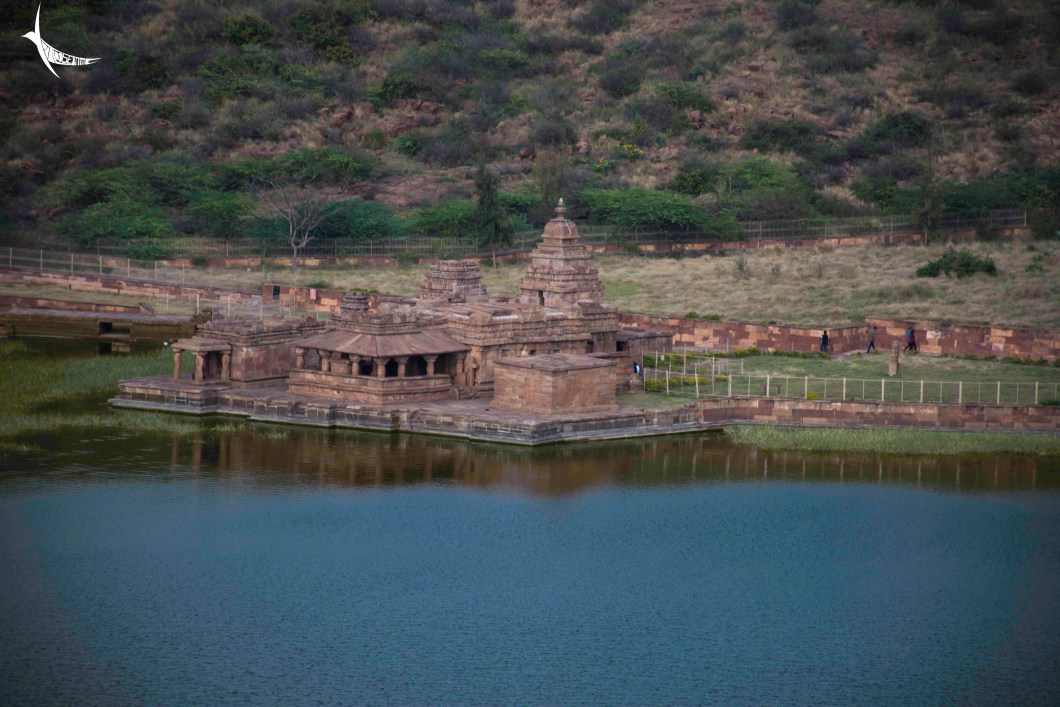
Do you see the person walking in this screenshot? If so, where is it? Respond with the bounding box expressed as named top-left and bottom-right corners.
top-left (908, 328), bottom-right (918, 352)
top-left (904, 326), bottom-right (913, 351)
top-left (820, 329), bottom-right (830, 353)
top-left (866, 325), bottom-right (877, 353)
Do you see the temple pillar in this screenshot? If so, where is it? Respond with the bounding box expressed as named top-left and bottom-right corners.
top-left (173, 349), bottom-right (182, 380)
top-left (320, 351), bottom-right (331, 373)
top-left (350, 356), bottom-right (361, 375)
top-left (335, 355), bottom-right (351, 375)
top-left (425, 355), bottom-right (438, 376)
top-left (376, 358), bottom-right (388, 378)
top-left (455, 353), bottom-right (467, 386)
top-left (295, 348), bottom-right (305, 369)
top-left (221, 352), bottom-right (231, 381)
top-left (396, 356), bottom-right (409, 378)
top-left (194, 353), bottom-right (205, 383)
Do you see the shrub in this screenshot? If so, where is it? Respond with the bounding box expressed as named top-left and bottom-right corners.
top-left (113, 48), bottom-right (172, 91)
top-left (403, 199), bottom-right (475, 239)
top-left (789, 26), bottom-right (877, 73)
top-left (857, 111), bottom-right (932, 155)
top-left (598, 56), bottom-right (645, 98)
top-left (579, 188), bottom-right (742, 238)
top-left (394, 136), bottom-right (421, 157)
top-left (316, 200), bottom-right (404, 241)
top-left (668, 162), bottom-right (723, 197)
top-left (1011, 69), bottom-right (1051, 97)
top-left (739, 118), bottom-right (818, 155)
top-left (223, 13), bottom-right (276, 46)
top-left (915, 248), bottom-right (998, 278)
top-left (657, 82), bottom-right (714, 113)
top-left (573, 0), bottom-right (638, 36)
top-left (775, 0), bottom-right (818, 31)
top-left (529, 118), bottom-right (577, 148)
top-left (975, 220), bottom-right (1003, 242)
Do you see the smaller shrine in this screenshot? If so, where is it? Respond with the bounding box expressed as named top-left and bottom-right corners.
top-left (493, 353), bottom-right (618, 415)
top-left (171, 316), bottom-right (325, 387)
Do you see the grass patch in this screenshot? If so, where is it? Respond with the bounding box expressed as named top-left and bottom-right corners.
top-left (0, 341), bottom-right (225, 446)
top-left (725, 426), bottom-right (1060, 456)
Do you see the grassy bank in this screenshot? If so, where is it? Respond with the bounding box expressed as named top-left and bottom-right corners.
top-left (725, 425), bottom-right (1060, 457)
top-left (0, 340), bottom-right (226, 455)
top-left (6, 241), bottom-right (1056, 329)
top-left (652, 351), bottom-right (1060, 385)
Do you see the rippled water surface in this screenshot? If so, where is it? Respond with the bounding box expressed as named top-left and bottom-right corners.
top-left (2, 425), bottom-right (1059, 705)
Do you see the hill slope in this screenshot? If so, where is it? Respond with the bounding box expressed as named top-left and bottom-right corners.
top-left (1, 0), bottom-right (1058, 256)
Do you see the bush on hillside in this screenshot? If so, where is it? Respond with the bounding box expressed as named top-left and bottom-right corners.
top-left (775, 0), bottom-right (818, 31)
top-left (573, 0), bottom-right (639, 36)
top-left (579, 188), bottom-right (742, 238)
top-left (915, 248), bottom-right (998, 278)
top-left (789, 26), bottom-right (877, 73)
top-left (857, 111), bottom-right (932, 155)
top-left (739, 118), bottom-right (819, 155)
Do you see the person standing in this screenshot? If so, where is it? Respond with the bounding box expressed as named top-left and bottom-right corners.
top-left (820, 330), bottom-right (830, 353)
top-left (904, 326), bottom-right (913, 351)
top-left (909, 329), bottom-right (918, 352)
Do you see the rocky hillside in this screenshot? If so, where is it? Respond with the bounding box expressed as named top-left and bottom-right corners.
top-left (1, 0), bottom-right (1058, 256)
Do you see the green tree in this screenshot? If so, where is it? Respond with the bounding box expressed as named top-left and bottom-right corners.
top-left (472, 164), bottom-right (513, 268)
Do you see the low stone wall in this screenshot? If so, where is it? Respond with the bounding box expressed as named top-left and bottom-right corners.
top-left (0, 294), bottom-right (147, 313)
top-left (866, 318), bottom-right (1060, 361)
top-left (0, 267), bottom-right (259, 306)
top-left (0, 309), bottom-right (196, 342)
top-left (619, 313), bottom-right (864, 354)
top-left (620, 313), bottom-right (1060, 362)
top-left (698, 397), bottom-right (1060, 432)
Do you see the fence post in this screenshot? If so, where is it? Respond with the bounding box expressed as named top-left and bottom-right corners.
top-left (127, 259), bottom-right (131, 277)
top-left (919, 380), bottom-right (924, 403)
top-left (728, 375), bottom-right (732, 398)
top-left (842, 377), bottom-right (846, 400)
top-left (695, 366), bottom-right (700, 398)
top-left (804, 376), bottom-right (808, 399)
top-left (665, 369), bottom-right (670, 395)
top-left (1035, 382), bottom-right (1039, 405)
top-left (40, 250), bottom-right (43, 272)
top-left (766, 374), bottom-right (770, 398)
top-left (958, 380), bottom-right (962, 405)
top-left (98, 255), bottom-right (102, 275)
top-left (996, 381), bottom-right (1000, 405)
top-left (881, 378), bottom-right (885, 402)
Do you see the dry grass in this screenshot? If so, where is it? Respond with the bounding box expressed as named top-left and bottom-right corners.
top-left (6, 241), bottom-right (1057, 329)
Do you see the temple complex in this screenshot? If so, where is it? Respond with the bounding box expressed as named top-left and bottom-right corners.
top-left (114, 200), bottom-right (673, 437)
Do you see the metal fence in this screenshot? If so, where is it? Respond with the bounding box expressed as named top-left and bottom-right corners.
top-left (4, 209), bottom-right (1028, 261)
top-left (643, 365), bottom-right (1059, 406)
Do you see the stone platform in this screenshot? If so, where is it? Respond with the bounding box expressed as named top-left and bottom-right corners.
top-left (111, 376), bottom-right (703, 445)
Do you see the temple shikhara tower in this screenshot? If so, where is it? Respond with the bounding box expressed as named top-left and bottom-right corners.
top-left (518, 199), bottom-right (604, 308)
top-left (116, 200), bottom-right (671, 423)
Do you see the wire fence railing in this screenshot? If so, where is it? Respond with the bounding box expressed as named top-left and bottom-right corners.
top-left (643, 364), bottom-right (1060, 406)
top-left (2, 210), bottom-right (1028, 261)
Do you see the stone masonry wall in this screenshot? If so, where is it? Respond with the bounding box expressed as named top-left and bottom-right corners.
top-left (620, 313), bottom-right (1060, 362)
top-left (1, 268), bottom-right (260, 306)
top-left (698, 397), bottom-right (1060, 431)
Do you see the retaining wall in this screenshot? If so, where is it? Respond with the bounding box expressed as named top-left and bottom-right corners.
top-left (0, 294), bottom-right (147, 313)
top-left (0, 268), bottom-right (260, 305)
top-left (620, 313), bottom-right (1060, 362)
top-left (698, 397), bottom-right (1060, 432)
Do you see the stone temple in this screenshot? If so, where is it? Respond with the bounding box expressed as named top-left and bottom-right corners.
top-left (115, 201), bottom-right (671, 431)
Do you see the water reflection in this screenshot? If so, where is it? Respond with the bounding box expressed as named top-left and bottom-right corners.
top-left (9, 425), bottom-right (1055, 495)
